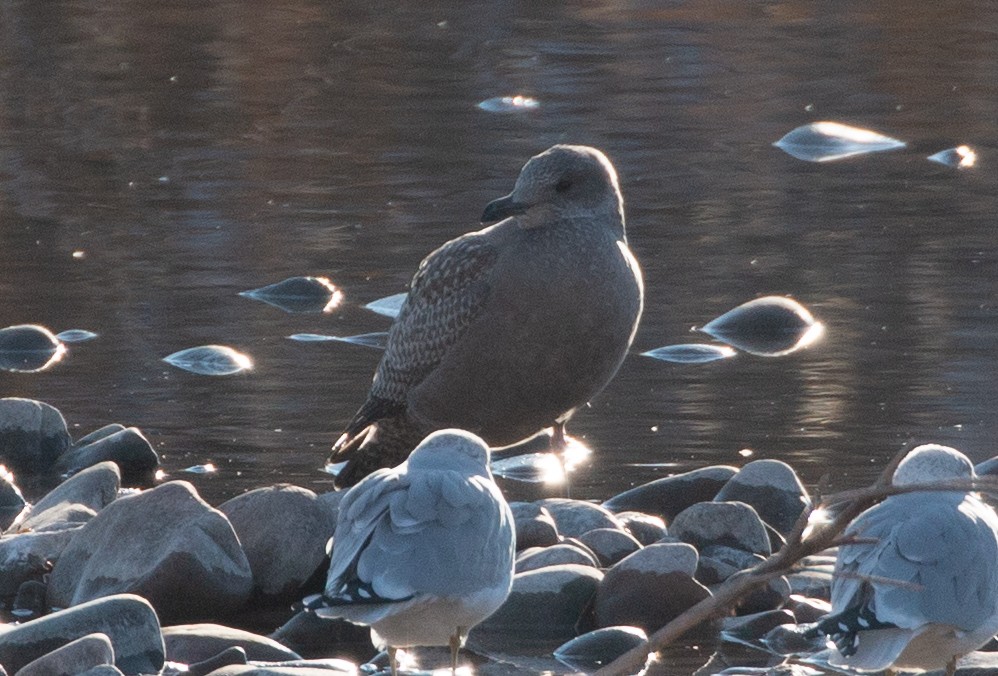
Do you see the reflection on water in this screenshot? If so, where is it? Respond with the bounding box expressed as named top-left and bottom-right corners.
top-left (1, 2), bottom-right (998, 667)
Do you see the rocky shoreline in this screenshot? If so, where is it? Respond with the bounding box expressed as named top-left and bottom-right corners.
top-left (2, 396), bottom-right (997, 675)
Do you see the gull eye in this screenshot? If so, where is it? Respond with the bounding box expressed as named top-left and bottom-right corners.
top-left (555, 178), bottom-right (573, 193)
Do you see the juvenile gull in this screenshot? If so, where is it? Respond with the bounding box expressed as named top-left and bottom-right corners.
top-left (308, 429), bottom-right (515, 675)
top-left (328, 144), bottom-right (644, 487)
top-left (808, 444), bottom-right (998, 675)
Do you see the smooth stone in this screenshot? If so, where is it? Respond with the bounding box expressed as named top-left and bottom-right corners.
top-left (201, 665), bottom-right (356, 675)
top-left (12, 580), bottom-right (48, 620)
top-left (54, 428), bottom-right (158, 487)
top-left (975, 457), bottom-right (998, 476)
top-left (602, 466), bottom-right (738, 522)
top-left (72, 425), bottom-right (127, 450)
top-left (15, 462), bottom-right (121, 533)
top-left (162, 624), bottom-right (300, 663)
top-left (737, 576), bottom-right (791, 615)
top-left (594, 543), bottom-right (711, 633)
top-left (762, 623), bottom-right (827, 656)
top-left (0, 527), bottom-right (81, 595)
top-left (535, 498), bottom-right (623, 538)
top-left (268, 610), bottom-right (372, 660)
top-left (185, 646), bottom-right (248, 676)
top-left (516, 542), bottom-right (600, 573)
top-left (671, 501), bottom-right (772, 556)
top-left (0, 468), bottom-right (26, 532)
top-left (721, 609), bottom-right (795, 643)
top-left (47, 481), bottom-right (252, 623)
top-left (578, 528), bottom-right (642, 567)
top-left (510, 502), bottom-right (560, 550)
top-left (713, 460), bottom-right (810, 536)
top-left (614, 511), bottom-right (667, 545)
top-left (219, 484), bottom-right (337, 601)
top-left (554, 626), bottom-right (648, 673)
top-left (786, 555), bottom-right (834, 599)
top-left (14, 631), bottom-right (115, 676)
top-left (0, 593), bottom-right (164, 675)
top-left (75, 668), bottom-right (124, 676)
top-left (0, 398), bottom-right (71, 475)
top-left (785, 594), bottom-right (831, 624)
top-left (471, 564), bottom-right (604, 643)
top-left (696, 545), bottom-right (765, 586)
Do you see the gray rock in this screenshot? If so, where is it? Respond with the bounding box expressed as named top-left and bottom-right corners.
top-left (15, 462), bottom-right (120, 533)
top-left (696, 544), bottom-right (765, 586)
top-left (554, 626), bottom-right (648, 673)
top-left (578, 528), bottom-right (642, 567)
top-left (0, 593), bottom-right (164, 675)
top-left (516, 542), bottom-right (600, 573)
top-left (785, 594), bottom-right (831, 624)
top-left (75, 668), bottom-right (124, 676)
top-left (219, 484), bottom-right (336, 600)
top-left (202, 665), bottom-right (355, 675)
top-left (0, 527), bottom-right (81, 596)
top-left (268, 610), bottom-right (371, 659)
top-left (162, 624), bottom-right (300, 664)
top-left (185, 646), bottom-right (247, 676)
top-left (536, 498), bottom-right (623, 538)
top-left (47, 481), bottom-right (252, 623)
top-left (721, 609), bottom-right (796, 643)
top-left (12, 580), bottom-right (48, 620)
top-left (714, 460), bottom-right (810, 535)
top-left (762, 623), bottom-right (827, 656)
top-left (671, 501), bottom-right (772, 556)
top-left (14, 631), bottom-right (114, 676)
top-left (0, 398), bottom-right (71, 475)
top-left (54, 427), bottom-right (158, 487)
top-left (72, 424), bottom-right (126, 449)
top-left (594, 543), bottom-right (711, 632)
top-left (471, 564), bottom-right (604, 644)
top-left (786, 555), bottom-right (834, 599)
top-left (0, 467), bottom-right (26, 532)
top-left (735, 575), bottom-right (792, 615)
top-left (602, 465), bottom-right (737, 522)
top-left (510, 502), bottom-right (559, 550)
top-left (614, 511), bottom-right (667, 545)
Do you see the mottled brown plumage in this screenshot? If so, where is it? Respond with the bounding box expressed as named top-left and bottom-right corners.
top-left (329, 145), bottom-right (644, 488)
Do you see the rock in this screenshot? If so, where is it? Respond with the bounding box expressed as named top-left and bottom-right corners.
top-left (671, 501), bottom-right (772, 556)
top-left (578, 528), bottom-right (642, 567)
top-left (602, 466), bottom-right (737, 522)
top-left (201, 664), bottom-right (356, 675)
top-left (554, 626), bottom-right (648, 673)
top-left (0, 527), bottom-right (81, 596)
top-left (47, 481), bottom-right (252, 623)
top-left (219, 484), bottom-right (337, 601)
top-left (0, 466), bottom-right (26, 532)
top-left (721, 609), bottom-right (796, 643)
top-left (72, 424), bottom-right (126, 449)
top-left (713, 460), bottom-right (809, 536)
top-left (162, 624), bottom-right (300, 663)
top-left (15, 462), bottom-right (121, 533)
top-left (786, 555), bottom-right (834, 599)
top-left (516, 542), bottom-right (600, 573)
top-left (696, 545), bottom-right (765, 586)
top-left (12, 580), bottom-right (48, 620)
top-left (185, 646), bottom-right (247, 676)
top-left (510, 502), bottom-right (560, 550)
top-left (762, 623), bottom-right (827, 656)
top-left (785, 595), bottom-right (831, 624)
top-left (14, 631), bottom-right (115, 676)
top-left (54, 428), bottom-right (158, 487)
top-left (268, 610), bottom-right (372, 661)
top-left (536, 498), bottom-right (623, 538)
top-left (0, 398), bottom-right (71, 475)
top-left (471, 564), bottom-right (604, 644)
top-left (594, 543), bottom-right (711, 633)
top-left (76, 668), bottom-right (125, 676)
top-left (737, 576), bottom-right (791, 615)
top-left (613, 511), bottom-right (667, 545)
top-left (0, 593), bottom-right (164, 675)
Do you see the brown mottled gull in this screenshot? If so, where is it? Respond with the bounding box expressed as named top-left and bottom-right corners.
top-left (307, 429), bottom-right (515, 675)
top-left (328, 144), bottom-right (644, 487)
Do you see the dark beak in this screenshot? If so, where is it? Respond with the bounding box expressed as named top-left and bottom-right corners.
top-left (481, 194), bottom-right (528, 223)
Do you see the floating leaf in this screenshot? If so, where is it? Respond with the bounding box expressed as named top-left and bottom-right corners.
top-left (239, 276), bottom-right (343, 313)
top-left (364, 292), bottom-right (408, 319)
top-left (641, 344), bottom-right (736, 364)
top-left (288, 332), bottom-right (388, 349)
top-left (477, 95), bottom-right (540, 113)
top-left (927, 145), bottom-right (976, 169)
top-left (182, 463), bottom-right (216, 474)
top-left (554, 627), bottom-right (648, 672)
top-left (699, 296), bottom-right (824, 357)
top-left (55, 329), bottom-right (98, 343)
top-left (163, 345), bottom-right (253, 375)
top-left (0, 324), bottom-right (66, 373)
top-left (774, 122), bottom-right (905, 162)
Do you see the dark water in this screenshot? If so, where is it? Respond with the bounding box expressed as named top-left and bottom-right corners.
top-left (1, 1), bottom-right (997, 671)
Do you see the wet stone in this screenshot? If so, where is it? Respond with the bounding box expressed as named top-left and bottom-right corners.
top-left (0, 526), bottom-right (81, 596)
top-left (614, 511), bottom-right (667, 545)
top-left (268, 610), bottom-right (372, 661)
top-left (714, 459), bottom-right (810, 535)
top-left (578, 528), bottom-right (642, 567)
top-left (536, 498), bottom-right (623, 538)
top-left (516, 542), bottom-right (600, 573)
top-left (0, 398), bottom-right (71, 476)
top-left (762, 622), bottom-right (827, 656)
top-left (736, 575), bottom-right (792, 615)
top-left (671, 501), bottom-right (772, 556)
top-left (602, 466), bottom-right (737, 522)
top-left (722, 609), bottom-right (796, 643)
top-left (15, 461), bottom-right (120, 533)
top-left (185, 646), bottom-right (248, 676)
top-left (594, 543), bottom-right (711, 633)
top-left (54, 427), bottom-right (158, 487)
top-left (12, 579), bottom-right (48, 620)
top-left (162, 623), bottom-right (301, 664)
top-left (554, 626), bottom-right (648, 673)
top-left (697, 544), bottom-right (765, 586)
top-left (786, 594), bottom-right (831, 624)
top-left (15, 631), bottom-right (115, 676)
top-left (0, 466), bottom-right (25, 532)
top-left (510, 502), bottom-right (559, 550)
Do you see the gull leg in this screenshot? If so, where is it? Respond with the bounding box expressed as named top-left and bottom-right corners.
top-left (551, 423), bottom-right (572, 497)
top-left (449, 627), bottom-right (465, 672)
top-left (388, 646), bottom-right (399, 676)
top-left (944, 657), bottom-right (957, 676)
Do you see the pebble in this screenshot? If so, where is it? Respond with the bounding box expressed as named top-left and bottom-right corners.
top-left (54, 427), bottom-right (159, 487)
top-left (714, 459), bottom-right (810, 535)
top-left (602, 465), bottom-right (737, 521)
top-left (0, 398), bottom-right (71, 475)
top-left (14, 631), bottom-right (115, 676)
top-left (579, 527), bottom-right (643, 567)
top-left (162, 623), bottom-right (301, 663)
top-left (516, 542), bottom-right (600, 572)
top-left (671, 500), bottom-right (772, 556)
top-left (613, 510), bottom-right (667, 545)
top-left (535, 497), bottom-right (623, 538)
top-left (509, 501), bottom-right (560, 550)
top-left (13, 461), bottom-right (120, 533)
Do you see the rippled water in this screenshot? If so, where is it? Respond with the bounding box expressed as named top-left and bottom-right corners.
top-left (2, 2), bottom-right (997, 670)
